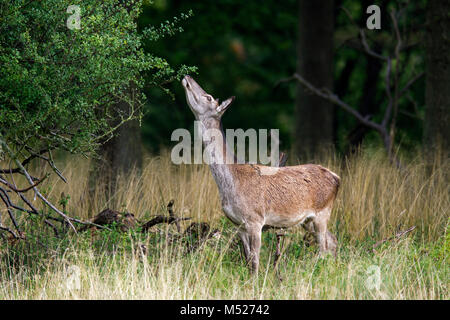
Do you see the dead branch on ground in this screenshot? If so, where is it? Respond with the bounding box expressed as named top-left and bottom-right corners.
top-left (0, 137), bottom-right (112, 240)
top-left (372, 226), bottom-right (416, 252)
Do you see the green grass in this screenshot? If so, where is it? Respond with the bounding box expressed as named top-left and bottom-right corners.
top-left (0, 216), bottom-right (448, 299)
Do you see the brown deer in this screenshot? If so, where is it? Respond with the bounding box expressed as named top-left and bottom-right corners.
top-left (181, 75), bottom-right (340, 273)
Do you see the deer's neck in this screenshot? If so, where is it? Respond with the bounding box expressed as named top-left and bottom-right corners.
top-left (199, 117), bottom-right (237, 203)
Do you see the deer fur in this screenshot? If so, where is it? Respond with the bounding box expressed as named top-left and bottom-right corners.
top-left (182, 75), bottom-right (340, 273)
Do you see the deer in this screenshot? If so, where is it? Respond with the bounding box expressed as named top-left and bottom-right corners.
top-left (181, 75), bottom-right (340, 274)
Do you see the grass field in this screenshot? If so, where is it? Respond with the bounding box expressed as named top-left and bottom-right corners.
top-left (0, 149), bottom-right (448, 299)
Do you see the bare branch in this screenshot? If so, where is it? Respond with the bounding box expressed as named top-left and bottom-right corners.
top-left (44, 220), bottom-right (60, 237)
top-left (391, 10), bottom-right (403, 58)
top-left (399, 72), bottom-right (424, 97)
top-left (340, 6), bottom-right (388, 61)
top-left (359, 30), bottom-right (389, 61)
top-left (0, 225), bottom-right (19, 239)
top-left (23, 147), bottom-right (67, 183)
top-left (0, 191), bottom-right (21, 234)
top-left (290, 73), bottom-right (384, 133)
top-left (0, 174), bottom-right (48, 193)
top-left (0, 148), bottom-right (47, 179)
top-left (13, 190), bottom-right (111, 231)
top-left (0, 186), bottom-right (62, 236)
top-left (0, 138), bottom-right (77, 232)
top-left (277, 72), bottom-right (401, 165)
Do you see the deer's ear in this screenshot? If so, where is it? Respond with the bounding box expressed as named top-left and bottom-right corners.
top-left (216, 96), bottom-right (235, 114)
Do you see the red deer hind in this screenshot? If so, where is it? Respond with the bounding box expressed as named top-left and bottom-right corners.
top-left (182, 75), bottom-right (340, 274)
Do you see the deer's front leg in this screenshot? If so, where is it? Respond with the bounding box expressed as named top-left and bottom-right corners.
top-left (313, 216), bottom-right (328, 256)
top-left (238, 228), bottom-right (251, 261)
top-left (313, 209), bottom-right (337, 257)
top-left (239, 225), bottom-right (262, 274)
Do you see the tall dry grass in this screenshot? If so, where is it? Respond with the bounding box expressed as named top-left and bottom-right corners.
top-left (18, 148), bottom-right (448, 242)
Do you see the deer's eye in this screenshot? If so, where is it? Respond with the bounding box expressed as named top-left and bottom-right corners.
top-left (207, 96), bottom-right (212, 102)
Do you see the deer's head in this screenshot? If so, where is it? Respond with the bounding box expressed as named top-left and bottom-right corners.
top-left (182, 75), bottom-right (234, 120)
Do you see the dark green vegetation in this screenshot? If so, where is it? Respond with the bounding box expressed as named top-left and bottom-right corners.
top-left (0, 0), bottom-right (194, 155)
top-left (0, 0), bottom-right (195, 235)
top-left (139, 0), bottom-right (436, 158)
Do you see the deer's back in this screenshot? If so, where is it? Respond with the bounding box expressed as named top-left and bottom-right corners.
top-left (229, 164), bottom-right (340, 222)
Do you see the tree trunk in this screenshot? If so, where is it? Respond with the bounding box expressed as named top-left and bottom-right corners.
top-left (92, 1), bottom-right (143, 194)
top-left (424, 0), bottom-right (450, 154)
top-left (346, 49), bottom-right (383, 154)
top-left (94, 86), bottom-right (143, 194)
top-left (294, 0), bottom-right (335, 160)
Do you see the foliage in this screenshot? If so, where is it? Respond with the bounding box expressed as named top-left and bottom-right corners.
top-left (0, 0), bottom-right (195, 157)
top-left (0, 0), bottom-right (196, 237)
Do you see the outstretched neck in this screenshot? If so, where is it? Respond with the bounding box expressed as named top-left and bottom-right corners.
top-left (198, 117), bottom-right (236, 202)
top-left (198, 117), bottom-right (234, 165)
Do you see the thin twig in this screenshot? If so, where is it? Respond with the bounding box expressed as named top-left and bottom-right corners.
top-left (286, 73), bottom-right (384, 133)
top-left (0, 191), bottom-right (22, 235)
top-left (0, 226), bottom-right (19, 239)
top-left (340, 6), bottom-right (388, 61)
top-left (0, 139), bottom-right (77, 232)
top-left (399, 72), bottom-right (424, 97)
top-left (0, 174), bottom-right (48, 193)
top-left (372, 226), bottom-right (416, 252)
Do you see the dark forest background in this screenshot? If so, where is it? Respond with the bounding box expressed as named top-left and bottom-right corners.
top-left (113, 0), bottom-right (447, 167)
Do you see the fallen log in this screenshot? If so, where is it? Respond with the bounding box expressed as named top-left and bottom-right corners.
top-left (141, 216), bottom-right (191, 233)
top-left (81, 200), bottom-right (191, 234)
top-left (183, 222), bottom-right (220, 254)
top-left (79, 208), bottom-right (138, 232)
